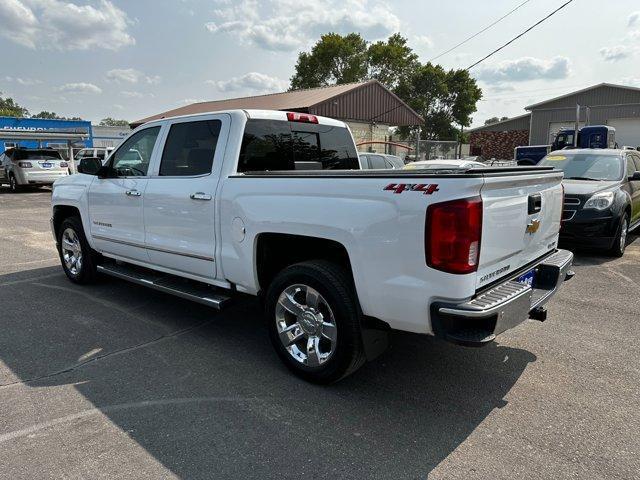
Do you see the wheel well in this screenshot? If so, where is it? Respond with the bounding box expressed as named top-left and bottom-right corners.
top-left (255, 233), bottom-right (353, 292)
top-left (52, 205), bottom-right (81, 239)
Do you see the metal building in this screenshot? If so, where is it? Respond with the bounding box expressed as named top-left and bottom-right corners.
top-left (526, 83), bottom-right (640, 146)
top-left (131, 80), bottom-right (423, 148)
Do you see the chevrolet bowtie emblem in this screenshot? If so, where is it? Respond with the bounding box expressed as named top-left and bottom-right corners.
top-left (526, 219), bottom-right (541, 234)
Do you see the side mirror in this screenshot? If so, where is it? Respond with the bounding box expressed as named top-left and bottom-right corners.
top-left (77, 157), bottom-right (103, 175)
top-left (629, 171), bottom-right (640, 181)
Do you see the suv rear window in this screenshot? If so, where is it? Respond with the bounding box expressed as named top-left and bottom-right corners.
top-left (238, 119), bottom-right (359, 172)
top-left (14, 149), bottom-right (62, 160)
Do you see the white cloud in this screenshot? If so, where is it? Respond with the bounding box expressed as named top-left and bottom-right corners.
top-left (599, 45), bottom-right (635, 62)
top-left (413, 35), bottom-right (433, 50)
top-left (56, 82), bottom-right (103, 94)
top-left (0, 0), bottom-right (134, 51)
top-left (620, 77), bottom-right (640, 87)
top-left (475, 56), bottom-right (571, 83)
top-left (629, 11), bottom-right (640, 27)
top-left (121, 91), bottom-right (155, 98)
top-left (107, 68), bottom-right (161, 84)
top-left (206, 72), bottom-right (288, 93)
top-left (4, 76), bottom-right (42, 86)
top-left (205, 0), bottom-right (401, 52)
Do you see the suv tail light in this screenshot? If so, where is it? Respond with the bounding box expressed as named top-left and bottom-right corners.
top-left (287, 112), bottom-right (318, 124)
top-left (18, 161), bottom-right (33, 168)
top-left (60, 161), bottom-right (68, 167)
top-left (426, 197), bottom-right (483, 274)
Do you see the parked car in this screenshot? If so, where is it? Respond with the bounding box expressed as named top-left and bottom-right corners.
top-left (73, 147), bottom-right (114, 173)
top-left (52, 109), bottom-right (573, 383)
top-left (0, 147), bottom-right (69, 192)
top-left (539, 149), bottom-right (640, 256)
top-left (358, 152), bottom-right (404, 169)
top-left (404, 159), bottom-right (485, 170)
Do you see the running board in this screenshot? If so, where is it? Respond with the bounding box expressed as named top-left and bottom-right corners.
top-left (97, 262), bottom-right (232, 310)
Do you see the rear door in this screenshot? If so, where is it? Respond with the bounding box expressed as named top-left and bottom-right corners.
top-left (630, 154), bottom-right (640, 224)
top-left (476, 171), bottom-right (564, 288)
top-left (143, 115), bottom-right (229, 280)
top-left (88, 126), bottom-right (162, 262)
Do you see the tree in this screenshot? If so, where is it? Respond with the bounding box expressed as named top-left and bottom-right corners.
top-left (290, 33), bottom-right (483, 141)
top-left (484, 116), bottom-right (509, 125)
top-left (31, 111), bottom-right (83, 120)
top-left (367, 33), bottom-right (419, 90)
top-left (0, 93), bottom-right (29, 117)
top-left (99, 117), bottom-right (130, 127)
top-left (395, 63), bottom-right (483, 140)
top-left (290, 33), bottom-right (368, 90)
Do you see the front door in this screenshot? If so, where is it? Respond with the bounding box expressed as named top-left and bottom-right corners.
top-left (143, 116), bottom-right (227, 280)
top-left (88, 126), bottom-right (162, 262)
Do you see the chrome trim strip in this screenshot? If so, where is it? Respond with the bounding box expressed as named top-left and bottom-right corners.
top-left (563, 197), bottom-right (581, 205)
top-left (92, 235), bottom-right (214, 262)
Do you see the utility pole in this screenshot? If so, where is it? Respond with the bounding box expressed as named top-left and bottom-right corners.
top-left (415, 126), bottom-right (421, 161)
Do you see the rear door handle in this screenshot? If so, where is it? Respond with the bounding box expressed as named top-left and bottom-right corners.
top-left (190, 192), bottom-right (212, 201)
top-left (125, 190), bottom-right (141, 197)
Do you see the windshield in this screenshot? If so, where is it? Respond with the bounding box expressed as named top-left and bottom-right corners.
top-left (539, 153), bottom-right (623, 181)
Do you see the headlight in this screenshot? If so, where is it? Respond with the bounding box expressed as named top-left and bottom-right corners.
top-left (584, 191), bottom-right (614, 210)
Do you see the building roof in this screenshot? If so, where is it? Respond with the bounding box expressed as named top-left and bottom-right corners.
top-left (468, 113), bottom-right (531, 133)
top-left (131, 80), bottom-right (423, 128)
top-left (525, 83), bottom-right (640, 110)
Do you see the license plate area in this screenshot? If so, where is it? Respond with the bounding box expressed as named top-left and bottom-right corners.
top-left (41, 162), bottom-right (53, 168)
top-left (517, 268), bottom-right (536, 286)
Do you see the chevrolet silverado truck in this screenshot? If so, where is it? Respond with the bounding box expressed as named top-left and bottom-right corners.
top-left (51, 109), bottom-right (574, 383)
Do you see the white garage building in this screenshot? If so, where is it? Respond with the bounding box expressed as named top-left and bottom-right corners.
top-left (526, 83), bottom-right (640, 147)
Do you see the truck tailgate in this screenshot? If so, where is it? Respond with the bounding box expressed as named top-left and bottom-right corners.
top-left (476, 171), bottom-right (564, 289)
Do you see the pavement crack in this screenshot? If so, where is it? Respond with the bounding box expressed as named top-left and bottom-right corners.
top-left (0, 319), bottom-right (214, 389)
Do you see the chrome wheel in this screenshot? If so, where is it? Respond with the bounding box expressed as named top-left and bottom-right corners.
top-left (275, 284), bottom-right (337, 367)
top-left (61, 227), bottom-right (83, 275)
top-left (620, 218), bottom-right (628, 252)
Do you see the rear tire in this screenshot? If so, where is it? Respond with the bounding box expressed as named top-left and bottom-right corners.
top-left (265, 260), bottom-right (366, 384)
top-left (57, 216), bottom-right (99, 284)
top-left (9, 173), bottom-right (21, 193)
top-left (608, 215), bottom-right (629, 257)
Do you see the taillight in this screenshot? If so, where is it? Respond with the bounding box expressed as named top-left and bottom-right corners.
top-left (60, 161), bottom-right (68, 167)
top-left (426, 197), bottom-right (483, 274)
top-left (18, 161), bottom-right (33, 168)
top-left (287, 112), bottom-right (318, 124)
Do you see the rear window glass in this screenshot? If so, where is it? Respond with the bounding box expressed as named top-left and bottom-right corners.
top-left (238, 119), bottom-right (359, 172)
top-left (15, 149), bottom-right (62, 160)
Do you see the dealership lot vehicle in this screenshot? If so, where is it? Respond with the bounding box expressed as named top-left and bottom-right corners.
top-left (52, 109), bottom-right (572, 383)
top-left (404, 159), bottom-right (486, 170)
top-left (540, 149), bottom-right (640, 256)
top-left (358, 151), bottom-right (405, 169)
top-left (0, 147), bottom-right (69, 192)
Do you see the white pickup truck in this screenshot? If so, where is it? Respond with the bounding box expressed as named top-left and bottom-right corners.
top-left (51, 109), bottom-right (574, 383)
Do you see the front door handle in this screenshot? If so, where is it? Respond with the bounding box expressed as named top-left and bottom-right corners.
top-left (125, 190), bottom-right (141, 197)
top-left (190, 192), bottom-right (212, 201)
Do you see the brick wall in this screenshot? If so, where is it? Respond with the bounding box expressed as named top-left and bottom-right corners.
top-left (469, 130), bottom-right (529, 160)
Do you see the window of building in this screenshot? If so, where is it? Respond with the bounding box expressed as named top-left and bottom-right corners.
top-left (159, 120), bottom-right (221, 176)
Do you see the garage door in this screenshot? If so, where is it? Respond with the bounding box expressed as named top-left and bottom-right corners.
top-left (608, 118), bottom-right (640, 148)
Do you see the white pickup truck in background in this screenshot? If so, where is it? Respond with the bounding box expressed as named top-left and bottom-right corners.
top-left (50, 109), bottom-right (574, 383)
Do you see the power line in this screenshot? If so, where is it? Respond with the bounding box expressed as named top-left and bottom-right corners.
top-left (467, 0), bottom-right (574, 70)
top-left (429, 0), bottom-right (532, 63)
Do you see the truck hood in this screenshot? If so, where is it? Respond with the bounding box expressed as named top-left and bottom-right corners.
top-left (562, 179), bottom-right (619, 195)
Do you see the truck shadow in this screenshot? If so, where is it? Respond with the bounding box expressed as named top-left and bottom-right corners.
top-left (0, 266), bottom-right (536, 479)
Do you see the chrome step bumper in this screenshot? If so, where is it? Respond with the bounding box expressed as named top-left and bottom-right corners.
top-left (431, 249), bottom-right (574, 347)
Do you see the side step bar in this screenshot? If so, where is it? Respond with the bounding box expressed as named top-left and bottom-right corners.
top-left (97, 262), bottom-right (232, 310)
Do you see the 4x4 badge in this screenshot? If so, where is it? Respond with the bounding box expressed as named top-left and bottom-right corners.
top-left (384, 183), bottom-right (439, 195)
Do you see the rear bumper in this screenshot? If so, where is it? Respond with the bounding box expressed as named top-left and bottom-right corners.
top-left (17, 170), bottom-right (68, 185)
top-left (430, 249), bottom-right (574, 347)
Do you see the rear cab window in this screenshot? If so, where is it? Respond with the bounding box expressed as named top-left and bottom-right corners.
top-left (238, 119), bottom-right (359, 172)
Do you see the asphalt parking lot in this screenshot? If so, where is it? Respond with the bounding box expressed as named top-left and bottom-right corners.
top-left (0, 188), bottom-right (639, 480)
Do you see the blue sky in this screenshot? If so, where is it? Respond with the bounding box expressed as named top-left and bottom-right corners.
top-left (1, 0), bottom-right (640, 127)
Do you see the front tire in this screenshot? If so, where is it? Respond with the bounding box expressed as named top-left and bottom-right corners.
top-left (57, 216), bottom-right (98, 284)
top-left (265, 260), bottom-right (366, 384)
top-left (609, 215), bottom-right (629, 257)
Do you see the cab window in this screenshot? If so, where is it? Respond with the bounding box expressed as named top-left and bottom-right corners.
top-left (159, 120), bottom-right (221, 176)
top-left (110, 127), bottom-right (160, 177)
